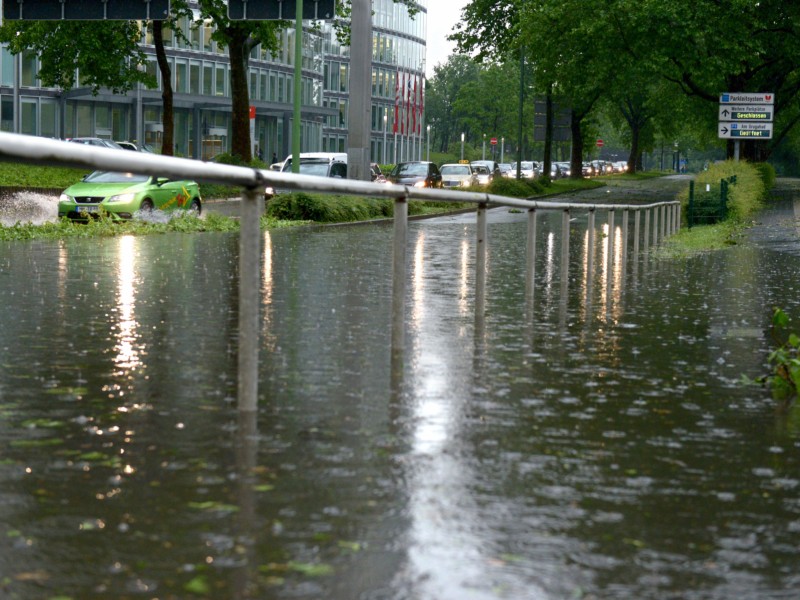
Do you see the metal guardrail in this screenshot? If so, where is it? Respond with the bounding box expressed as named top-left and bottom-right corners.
top-left (0, 132), bottom-right (681, 411)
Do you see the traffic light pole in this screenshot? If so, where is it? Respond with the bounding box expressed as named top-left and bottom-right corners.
top-left (291, 0), bottom-right (304, 173)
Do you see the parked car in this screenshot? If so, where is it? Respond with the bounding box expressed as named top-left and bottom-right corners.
top-left (58, 171), bottom-right (201, 221)
top-left (440, 163), bottom-right (478, 188)
top-left (66, 137), bottom-right (124, 150)
top-left (470, 160), bottom-right (500, 182)
top-left (386, 161), bottom-right (442, 188)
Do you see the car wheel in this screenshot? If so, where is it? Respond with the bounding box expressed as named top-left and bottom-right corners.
top-left (140, 199), bottom-right (154, 212)
top-left (189, 199), bottom-right (201, 215)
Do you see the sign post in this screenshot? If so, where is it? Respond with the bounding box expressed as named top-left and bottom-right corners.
top-left (718, 92), bottom-right (774, 160)
top-left (3, 0), bottom-right (171, 20)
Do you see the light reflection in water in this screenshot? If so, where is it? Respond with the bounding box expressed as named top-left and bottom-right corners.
top-left (261, 231), bottom-right (276, 351)
top-left (459, 236), bottom-right (469, 316)
top-left (113, 235), bottom-right (141, 371)
top-left (544, 231), bottom-right (556, 311)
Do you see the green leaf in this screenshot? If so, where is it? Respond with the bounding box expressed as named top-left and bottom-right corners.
top-left (184, 575), bottom-right (210, 595)
top-left (773, 308), bottom-right (789, 329)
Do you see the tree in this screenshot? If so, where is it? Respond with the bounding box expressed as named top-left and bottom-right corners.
top-left (0, 20), bottom-right (151, 94)
top-left (426, 56), bottom-right (482, 153)
top-left (150, 0), bottom-right (194, 156)
top-left (195, 1), bottom-right (282, 163)
top-left (617, 0), bottom-right (800, 161)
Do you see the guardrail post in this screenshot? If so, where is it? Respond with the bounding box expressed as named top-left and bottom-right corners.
top-left (643, 207), bottom-right (650, 253)
top-left (560, 208), bottom-right (570, 325)
top-left (586, 208), bottom-right (595, 285)
top-left (652, 204), bottom-right (660, 246)
top-left (675, 202), bottom-right (681, 234)
top-left (391, 196), bottom-right (408, 356)
top-left (476, 201), bottom-right (488, 321)
top-left (525, 207), bottom-right (538, 304)
top-left (633, 208), bottom-right (641, 256)
top-left (621, 208), bottom-right (629, 269)
top-left (661, 204), bottom-right (668, 240)
top-left (688, 181), bottom-right (694, 229)
top-left (238, 186), bottom-right (262, 413)
top-left (606, 209), bottom-right (615, 302)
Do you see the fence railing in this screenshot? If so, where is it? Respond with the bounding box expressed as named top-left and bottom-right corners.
top-left (687, 175), bottom-right (737, 228)
top-left (0, 132), bottom-right (681, 411)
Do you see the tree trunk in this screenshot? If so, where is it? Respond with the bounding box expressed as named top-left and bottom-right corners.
top-left (569, 111), bottom-right (583, 179)
top-left (228, 24), bottom-right (252, 162)
top-left (543, 86), bottom-right (553, 180)
top-left (628, 121), bottom-right (640, 175)
top-left (153, 21), bottom-right (174, 157)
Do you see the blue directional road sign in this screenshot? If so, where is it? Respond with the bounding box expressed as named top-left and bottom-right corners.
top-left (4, 0), bottom-right (171, 20)
top-left (718, 122), bottom-right (773, 139)
top-left (227, 0), bottom-right (336, 20)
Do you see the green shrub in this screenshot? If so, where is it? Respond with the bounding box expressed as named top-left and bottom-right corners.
top-left (754, 162), bottom-right (777, 190)
top-left (266, 192), bottom-right (392, 223)
top-left (487, 177), bottom-right (543, 198)
top-left (678, 159), bottom-right (765, 223)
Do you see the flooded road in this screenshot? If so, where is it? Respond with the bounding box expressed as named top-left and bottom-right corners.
top-left (1, 180), bottom-right (799, 599)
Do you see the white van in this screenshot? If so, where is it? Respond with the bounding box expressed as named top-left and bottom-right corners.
top-left (280, 152), bottom-right (348, 178)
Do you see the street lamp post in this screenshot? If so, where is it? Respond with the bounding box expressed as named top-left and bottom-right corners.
top-left (426, 124), bottom-right (430, 162)
top-left (501, 137), bottom-right (505, 163)
top-left (461, 132), bottom-right (465, 161)
top-left (482, 133), bottom-right (486, 160)
top-left (383, 111), bottom-right (388, 165)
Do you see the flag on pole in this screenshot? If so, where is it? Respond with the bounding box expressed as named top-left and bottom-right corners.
top-left (416, 76), bottom-right (424, 135)
top-left (405, 72), bottom-right (413, 136)
top-left (393, 70), bottom-right (400, 134)
top-left (412, 76), bottom-right (418, 135)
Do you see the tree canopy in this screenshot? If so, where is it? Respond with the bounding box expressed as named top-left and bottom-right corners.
top-left (448, 0), bottom-right (800, 171)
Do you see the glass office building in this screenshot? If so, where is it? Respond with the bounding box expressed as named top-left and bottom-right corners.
top-left (0, 0), bottom-right (427, 164)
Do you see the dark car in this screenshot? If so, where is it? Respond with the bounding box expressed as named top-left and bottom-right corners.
top-left (387, 161), bottom-right (442, 188)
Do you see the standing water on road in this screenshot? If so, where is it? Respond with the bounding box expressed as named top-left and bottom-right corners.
top-left (1, 184), bottom-right (799, 599)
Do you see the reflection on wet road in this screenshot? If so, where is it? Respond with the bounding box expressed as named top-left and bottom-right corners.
top-left (1, 182), bottom-right (800, 599)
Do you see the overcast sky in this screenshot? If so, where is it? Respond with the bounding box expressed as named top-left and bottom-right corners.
top-left (425, 0), bottom-right (469, 78)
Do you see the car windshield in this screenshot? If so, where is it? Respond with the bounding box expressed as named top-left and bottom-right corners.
top-left (474, 166), bottom-right (489, 174)
top-left (397, 163), bottom-right (428, 176)
top-left (441, 166), bottom-right (470, 175)
top-left (83, 171), bottom-right (150, 184)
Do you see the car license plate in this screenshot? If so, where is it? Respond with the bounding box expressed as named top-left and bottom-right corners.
top-left (76, 206), bottom-right (99, 213)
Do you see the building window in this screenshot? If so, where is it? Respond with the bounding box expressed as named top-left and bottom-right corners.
top-left (216, 65), bottom-right (226, 96)
top-left (41, 102), bottom-right (57, 138)
top-left (203, 63), bottom-right (213, 96)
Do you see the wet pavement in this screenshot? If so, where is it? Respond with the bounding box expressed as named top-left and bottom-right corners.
top-left (0, 177), bottom-right (799, 599)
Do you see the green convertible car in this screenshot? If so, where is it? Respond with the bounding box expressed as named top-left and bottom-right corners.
top-left (58, 171), bottom-right (202, 221)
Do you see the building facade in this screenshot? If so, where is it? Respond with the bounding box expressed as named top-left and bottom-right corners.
top-left (0, 0), bottom-right (426, 165)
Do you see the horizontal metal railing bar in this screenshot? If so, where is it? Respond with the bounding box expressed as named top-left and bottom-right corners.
top-left (0, 132), bottom-right (680, 214)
